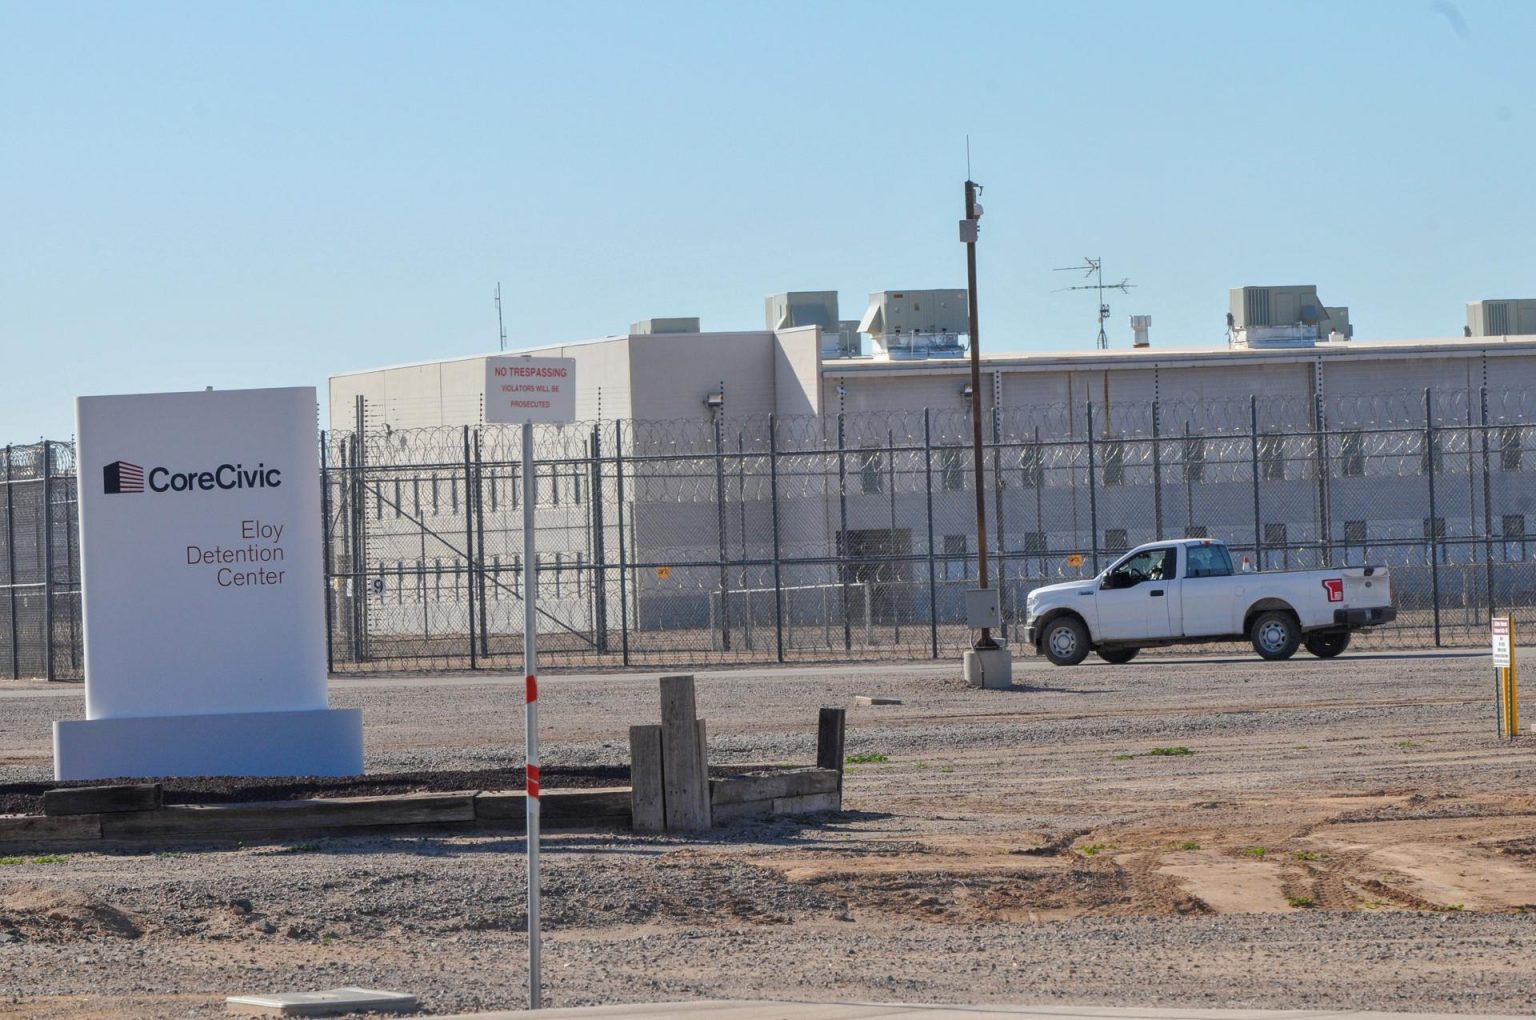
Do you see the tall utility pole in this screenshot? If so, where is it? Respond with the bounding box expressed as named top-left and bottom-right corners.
top-left (962, 179), bottom-right (997, 651)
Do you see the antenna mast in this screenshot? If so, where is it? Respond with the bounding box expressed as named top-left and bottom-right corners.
top-left (1053, 257), bottom-right (1134, 349)
top-left (495, 282), bottom-right (508, 352)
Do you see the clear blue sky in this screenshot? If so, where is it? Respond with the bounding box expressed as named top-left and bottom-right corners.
top-left (3, 0), bottom-right (1531, 441)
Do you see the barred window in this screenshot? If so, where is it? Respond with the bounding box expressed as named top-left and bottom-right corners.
top-left (1501, 426), bottom-right (1522, 471)
top-left (1503, 514), bottom-right (1526, 562)
top-left (1184, 435), bottom-right (1205, 483)
top-left (940, 447), bottom-right (966, 491)
top-left (1260, 436), bottom-right (1285, 481)
top-left (1105, 528), bottom-right (1129, 554)
top-left (1102, 442), bottom-right (1125, 486)
top-left (1184, 525), bottom-right (1208, 539)
top-left (942, 534), bottom-right (968, 580)
top-left (1341, 431), bottom-right (1365, 477)
top-left (1421, 431), bottom-right (1443, 475)
top-left (859, 447), bottom-right (884, 494)
top-left (1019, 444), bottom-right (1042, 488)
top-left (1022, 531), bottom-right (1046, 556)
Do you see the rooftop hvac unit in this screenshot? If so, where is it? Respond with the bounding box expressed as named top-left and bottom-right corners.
top-left (860, 290), bottom-right (968, 360)
top-left (630, 317), bottom-right (701, 335)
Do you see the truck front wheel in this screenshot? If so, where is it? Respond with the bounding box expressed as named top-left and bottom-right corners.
top-left (1041, 617), bottom-right (1090, 666)
top-left (1303, 631), bottom-right (1351, 658)
top-left (1250, 610), bottom-right (1300, 661)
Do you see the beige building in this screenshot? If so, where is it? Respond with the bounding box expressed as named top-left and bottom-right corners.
top-left (326, 296), bottom-right (1536, 658)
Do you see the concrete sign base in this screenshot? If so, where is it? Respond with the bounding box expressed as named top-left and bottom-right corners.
top-left (54, 708), bottom-right (362, 780)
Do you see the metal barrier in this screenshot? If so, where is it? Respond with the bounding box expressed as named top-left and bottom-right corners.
top-left (7, 386), bottom-right (1536, 677)
top-left (0, 442), bottom-right (82, 681)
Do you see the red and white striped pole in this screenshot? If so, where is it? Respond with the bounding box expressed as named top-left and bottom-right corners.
top-left (521, 420), bottom-right (542, 1009)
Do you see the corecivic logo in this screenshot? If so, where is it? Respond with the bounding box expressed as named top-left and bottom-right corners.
top-left (102, 461), bottom-right (145, 494)
top-left (102, 460), bottom-right (282, 495)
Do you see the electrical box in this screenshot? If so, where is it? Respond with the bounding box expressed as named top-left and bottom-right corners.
top-left (965, 588), bottom-right (1001, 630)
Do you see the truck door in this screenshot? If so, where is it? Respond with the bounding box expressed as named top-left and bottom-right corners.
top-left (1180, 542), bottom-right (1237, 636)
top-left (1094, 547), bottom-right (1176, 641)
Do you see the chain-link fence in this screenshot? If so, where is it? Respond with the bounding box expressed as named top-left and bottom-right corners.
top-left (8, 387), bottom-right (1536, 678)
top-left (0, 441), bottom-right (83, 680)
top-left (319, 386), bottom-right (1536, 673)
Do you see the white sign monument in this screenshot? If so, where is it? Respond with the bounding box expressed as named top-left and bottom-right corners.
top-left (53, 386), bottom-right (363, 780)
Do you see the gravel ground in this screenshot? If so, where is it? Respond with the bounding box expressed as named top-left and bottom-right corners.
top-left (1, 650), bottom-right (1533, 1018)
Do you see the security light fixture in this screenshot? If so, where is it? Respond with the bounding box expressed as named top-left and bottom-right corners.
top-left (704, 392), bottom-right (724, 411)
top-left (961, 382), bottom-right (974, 400)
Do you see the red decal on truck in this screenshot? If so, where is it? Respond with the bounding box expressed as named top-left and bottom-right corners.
top-left (1322, 578), bottom-right (1344, 602)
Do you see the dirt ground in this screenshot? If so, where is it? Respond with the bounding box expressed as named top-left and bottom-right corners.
top-left (0, 650), bottom-right (1533, 1017)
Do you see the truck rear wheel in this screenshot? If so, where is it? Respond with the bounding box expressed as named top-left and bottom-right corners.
top-left (1303, 631), bottom-right (1351, 658)
top-left (1041, 616), bottom-right (1090, 666)
top-left (1250, 610), bottom-right (1300, 661)
top-left (1096, 647), bottom-right (1139, 664)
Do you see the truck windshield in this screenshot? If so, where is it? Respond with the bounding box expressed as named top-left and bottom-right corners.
top-left (1186, 544), bottom-right (1233, 578)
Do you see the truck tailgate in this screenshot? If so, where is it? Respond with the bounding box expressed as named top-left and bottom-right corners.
top-left (1342, 567), bottom-right (1391, 608)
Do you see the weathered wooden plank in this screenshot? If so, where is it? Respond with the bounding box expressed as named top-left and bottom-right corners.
top-left (710, 768), bottom-right (839, 807)
top-left (771, 791), bottom-right (841, 816)
top-left (710, 799), bottom-right (774, 825)
top-left (696, 718), bottom-right (712, 829)
top-left (474, 790), bottom-right (526, 821)
top-left (44, 784), bottom-right (162, 816)
top-left (99, 791), bottom-right (478, 840)
top-left (659, 675), bottom-right (709, 832)
top-left (545, 787), bottom-right (631, 824)
top-left (0, 813), bottom-right (103, 846)
top-left (817, 707), bottom-right (846, 792)
top-left (629, 723), bottom-right (665, 835)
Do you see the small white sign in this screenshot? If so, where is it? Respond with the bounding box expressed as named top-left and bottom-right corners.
top-left (485, 356), bottom-right (576, 424)
top-left (1492, 616), bottom-right (1512, 668)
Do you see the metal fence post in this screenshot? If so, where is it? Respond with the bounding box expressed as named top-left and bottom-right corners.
top-left (5, 445), bottom-right (17, 680)
top-left (352, 397), bottom-right (368, 662)
top-left (475, 429), bottom-right (490, 658)
top-left (769, 413), bottom-right (785, 663)
top-left (462, 426), bottom-right (478, 670)
top-left (42, 441), bottom-right (54, 681)
top-left (1151, 400), bottom-right (1164, 541)
top-left (710, 416), bottom-right (729, 652)
top-left (591, 425), bottom-right (610, 655)
top-left (1480, 387), bottom-right (1495, 618)
top-left (836, 413), bottom-right (851, 652)
top-left (991, 403), bottom-right (1007, 639)
top-left (614, 420), bottom-right (630, 666)
top-left (887, 428), bottom-right (900, 645)
top-left (1315, 393), bottom-right (1330, 565)
top-left (1426, 389), bottom-right (1442, 646)
top-left (1250, 396), bottom-right (1262, 567)
top-left (923, 409), bottom-right (938, 658)
top-left (1086, 402), bottom-right (1100, 573)
top-left (319, 433), bottom-right (335, 674)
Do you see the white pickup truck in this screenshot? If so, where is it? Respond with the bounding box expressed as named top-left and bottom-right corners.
top-left (1023, 539), bottom-right (1396, 665)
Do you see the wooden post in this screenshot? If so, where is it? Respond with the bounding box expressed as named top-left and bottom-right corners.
top-left (659, 675), bottom-right (710, 831)
top-left (628, 724), bottom-right (664, 834)
top-left (817, 707), bottom-right (846, 794)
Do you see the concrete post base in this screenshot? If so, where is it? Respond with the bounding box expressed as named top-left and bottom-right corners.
top-left (963, 645), bottom-right (1014, 689)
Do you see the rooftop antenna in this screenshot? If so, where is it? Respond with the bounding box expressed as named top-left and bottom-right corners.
top-left (495, 282), bottom-right (508, 352)
top-left (1053, 257), bottom-right (1134, 349)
